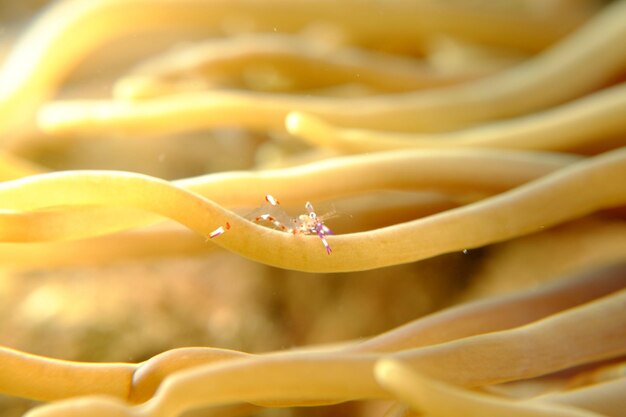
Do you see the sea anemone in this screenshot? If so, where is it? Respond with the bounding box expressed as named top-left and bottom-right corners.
top-left (0, 1), bottom-right (624, 417)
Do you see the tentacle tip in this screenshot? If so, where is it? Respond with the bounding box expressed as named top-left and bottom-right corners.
top-left (374, 359), bottom-right (407, 388)
top-left (285, 111), bottom-right (303, 133)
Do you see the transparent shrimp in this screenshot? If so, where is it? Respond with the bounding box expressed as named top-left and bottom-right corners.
top-left (250, 195), bottom-right (334, 254)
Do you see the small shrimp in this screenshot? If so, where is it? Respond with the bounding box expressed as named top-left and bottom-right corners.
top-left (251, 194), bottom-right (333, 254)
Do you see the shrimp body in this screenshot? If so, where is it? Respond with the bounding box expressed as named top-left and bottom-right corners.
top-left (254, 195), bottom-right (333, 254)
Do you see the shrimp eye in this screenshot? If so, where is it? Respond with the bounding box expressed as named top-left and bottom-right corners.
top-left (309, 212), bottom-right (316, 219)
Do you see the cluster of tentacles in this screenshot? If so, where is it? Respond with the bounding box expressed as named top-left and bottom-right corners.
top-left (0, 1), bottom-right (624, 416)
